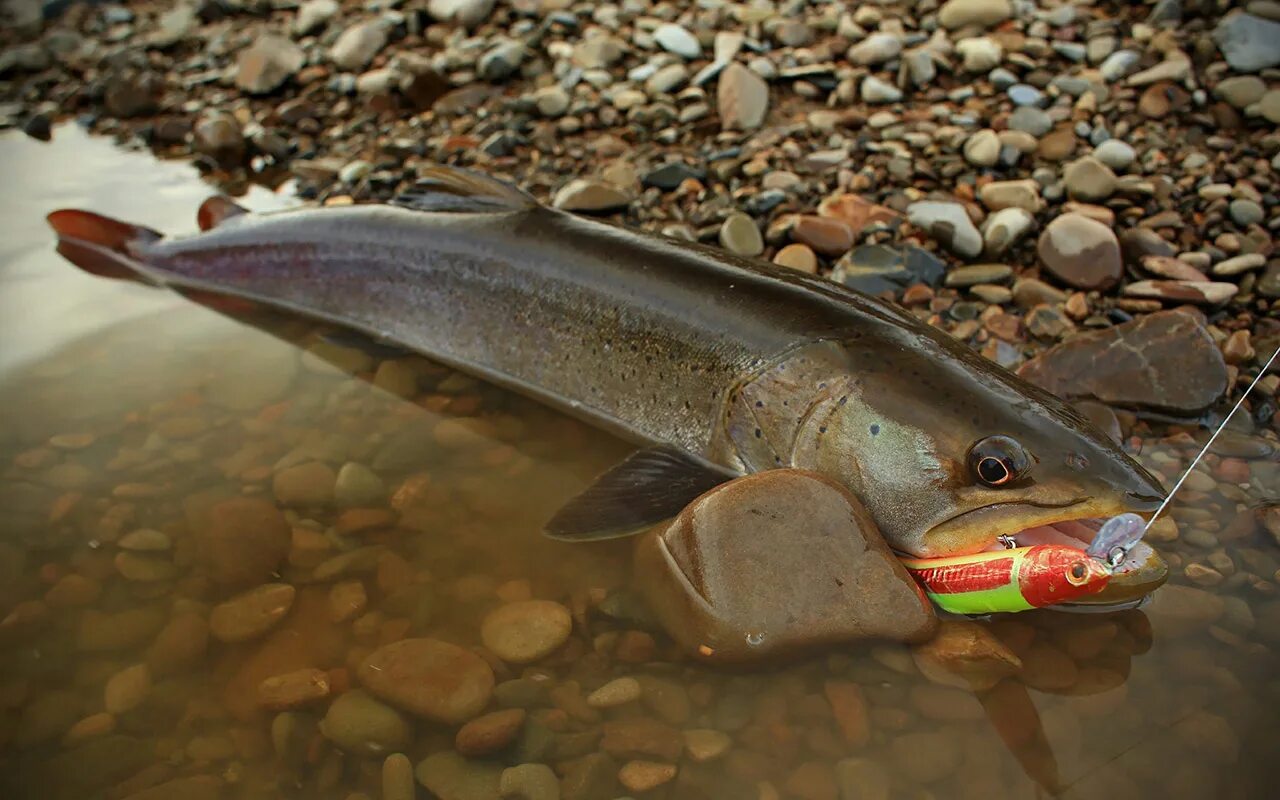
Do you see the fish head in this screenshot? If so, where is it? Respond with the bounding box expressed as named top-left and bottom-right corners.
top-left (790, 334), bottom-right (1167, 564)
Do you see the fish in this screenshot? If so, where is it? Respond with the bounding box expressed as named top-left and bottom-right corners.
top-left (46, 165), bottom-right (1167, 571)
top-left (899, 545), bottom-right (1113, 615)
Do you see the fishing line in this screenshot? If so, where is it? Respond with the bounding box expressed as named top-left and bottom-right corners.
top-left (1144, 342), bottom-right (1280, 531)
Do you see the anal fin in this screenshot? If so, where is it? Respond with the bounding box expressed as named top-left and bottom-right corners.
top-left (544, 446), bottom-right (733, 541)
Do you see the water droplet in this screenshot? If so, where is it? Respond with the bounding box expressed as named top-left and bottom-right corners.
top-left (745, 631), bottom-right (765, 647)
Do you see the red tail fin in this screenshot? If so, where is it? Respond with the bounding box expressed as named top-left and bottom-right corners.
top-left (46, 209), bottom-right (162, 282)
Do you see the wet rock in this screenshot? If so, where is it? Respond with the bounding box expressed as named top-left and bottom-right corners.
top-left (654, 23), bottom-right (701, 59)
top-left (824, 681), bottom-right (870, 747)
top-left (210, 583), bottom-right (296, 643)
top-left (104, 71), bottom-right (163, 118)
top-left (683, 729), bottom-right (731, 762)
top-left (359, 638), bottom-right (494, 723)
top-left (500, 763), bottom-right (560, 800)
top-left (480, 600), bottom-right (573, 664)
top-left (978, 179), bottom-right (1043, 213)
top-left (774, 243), bottom-right (818, 273)
top-left (79, 606), bottom-right (167, 652)
top-left (939, 0), bottom-right (1012, 30)
top-left (1214, 12), bottom-right (1280, 72)
top-left (719, 212), bottom-right (764, 256)
top-left (860, 76), bottom-right (902, 104)
top-left (193, 111), bottom-right (244, 164)
top-left (104, 663), bottom-right (150, 714)
top-left (197, 497), bottom-right (291, 585)
top-left (146, 613), bottom-right (209, 675)
top-left (456, 708), bottom-right (526, 756)
top-left (273, 461), bottom-right (336, 506)
top-left (963, 129), bottom-right (1000, 167)
top-left (416, 751), bottom-right (502, 800)
top-left (334, 462), bottom-right (385, 508)
top-left (911, 619), bottom-right (1022, 691)
top-left (258, 668), bottom-right (331, 710)
top-left (792, 216), bottom-right (854, 256)
top-left (429, 0), bottom-right (496, 28)
top-left (1092, 140), bottom-right (1135, 171)
top-left (890, 731), bottom-right (962, 784)
top-left (619, 761), bottom-right (677, 793)
top-left (635, 470), bottom-right (935, 663)
top-left (330, 21), bottom-right (387, 71)
top-left (235, 35), bottom-right (304, 95)
top-left (1147, 584), bottom-right (1226, 635)
top-left (587, 677), bottom-right (641, 708)
top-left (982, 208), bottom-right (1035, 256)
top-left (320, 689), bottom-right (410, 756)
top-left (717, 63), bottom-right (768, 131)
top-left (848, 33), bottom-right (902, 66)
top-left (1037, 213), bottom-right (1121, 290)
top-left (295, 0), bottom-right (339, 35)
top-left (835, 758), bottom-right (890, 800)
top-left (907, 201), bottom-right (982, 259)
top-left (601, 718), bottom-right (684, 761)
top-left (1215, 75), bottom-right (1266, 109)
top-left (384, 754), bottom-right (417, 800)
top-left (1018, 310), bottom-right (1228, 414)
top-left (552, 179), bottom-right (631, 213)
top-left (642, 162), bottom-right (704, 190)
top-left (1123, 280), bottom-right (1239, 306)
top-left (1062, 156), bottom-right (1117, 202)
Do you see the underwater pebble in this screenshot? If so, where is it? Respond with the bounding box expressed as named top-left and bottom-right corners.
top-left (480, 600), bottom-right (573, 664)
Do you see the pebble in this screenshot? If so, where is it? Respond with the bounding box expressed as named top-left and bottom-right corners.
top-left (383, 754), bottom-right (417, 800)
top-left (1214, 12), bottom-right (1280, 72)
top-left (619, 761), bottom-right (677, 793)
top-left (273, 461), bottom-right (337, 507)
top-left (1092, 139), bottom-right (1135, 170)
top-left (719, 212), bottom-right (764, 256)
top-left (963, 129), bottom-right (1000, 167)
top-left (654, 24), bottom-right (701, 59)
top-left (982, 207), bottom-right (1035, 255)
top-left (194, 498), bottom-right (289, 584)
top-left (773, 243), bottom-right (818, 273)
top-left (683, 728), bottom-right (731, 762)
top-left (1212, 253), bottom-right (1266, 276)
top-left (294, 0), bottom-right (338, 35)
top-left (500, 763), bottom-right (560, 800)
top-left (480, 600), bottom-right (573, 663)
top-left (586, 677), bottom-right (642, 708)
top-left (1228, 199), bottom-right (1264, 226)
top-left (906, 201), bottom-right (982, 259)
top-left (330, 21), bottom-right (387, 71)
top-left (791, 216), bottom-right (854, 256)
top-left (956, 37), bottom-right (1002, 72)
top-left (1037, 212), bottom-right (1122, 290)
top-left (258, 668), bottom-right (331, 709)
top-left (359, 638), bottom-right (494, 723)
top-left (320, 690), bottom-right (411, 756)
top-left (939, 0), bottom-right (1013, 30)
top-left (978, 179), bottom-right (1044, 213)
top-left (717, 63), bottom-right (768, 130)
top-left (861, 76), bottom-right (902, 104)
top-left (104, 664), bottom-right (150, 714)
top-left (552, 179), bottom-right (631, 212)
top-left (334, 462), bottom-right (385, 508)
top-left (235, 35), bottom-right (304, 95)
top-left (848, 33), bottom-right (901, 65)
top-left (1062, 156), bottom-right (1118, 201)
top-left (209, 583), bottom-right (296, 643)
top-left (415, 752), bottom-right (502, 800)
top-left (455, 708), bottom-right (526, 756)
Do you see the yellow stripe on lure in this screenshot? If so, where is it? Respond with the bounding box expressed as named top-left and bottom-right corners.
top-left (899, 545), bottom-right (1112, 615)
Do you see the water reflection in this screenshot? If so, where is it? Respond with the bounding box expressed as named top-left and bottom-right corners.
top-left (0, 127), bottom-right (1276, 800)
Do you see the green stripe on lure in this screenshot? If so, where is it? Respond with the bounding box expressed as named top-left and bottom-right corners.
top-left (900, 513), bottom-right (1146, 615)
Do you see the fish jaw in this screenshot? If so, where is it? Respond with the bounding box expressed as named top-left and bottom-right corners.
top-left (915, 497), bottom-right (1169, 610)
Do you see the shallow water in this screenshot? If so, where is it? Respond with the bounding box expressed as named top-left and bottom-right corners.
top-left (0, 127), bottom-right (1277, 800)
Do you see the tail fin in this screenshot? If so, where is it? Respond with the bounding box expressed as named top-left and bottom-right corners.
top-left (46, 209), bottom-right (162, 282)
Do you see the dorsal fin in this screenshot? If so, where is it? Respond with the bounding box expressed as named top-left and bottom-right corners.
top-left (197, 196), bottom-right (249, 231)
top-left (391, 165), bottom-right (538, 214)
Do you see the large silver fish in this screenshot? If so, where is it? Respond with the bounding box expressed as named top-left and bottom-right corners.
top-left (48, 166), bottom-right (1165, 566)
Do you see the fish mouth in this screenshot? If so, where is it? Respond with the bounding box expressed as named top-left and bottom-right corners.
top-left (924, 498), bottom-right (1169, 610)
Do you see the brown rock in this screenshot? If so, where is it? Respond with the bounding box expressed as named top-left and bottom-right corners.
top-left (1037, 213), bottom-right (1122, 290)
top-left (635, 470), bottom-right (935, 664)
top-left (235, 34), bottom-right (305, 94)
top-left (1139, 81), bottom-right (1189, 118)
top-left (258, 667), bottom-right (331, 709)
top-left (197, 497), bottom-right (291, 585)
top-left (1017, 310), bottom-right (1229, 414)
top-left (618, 761), bottom-right (677, 792)
top-left (823, 681), bottom-right (870, 747)
top-left (818, 194), bottom-right (901, 232)
top-left (273, 462), bottom-right (336, 507)
top-left (358, 638), bottom-right (494, 723)
top-left (601, 718), bottom-right (684, 761)
top-left (455, 708), bottom-right (526, 756)
top-left (480, 600), bottom-right (573, 664)
top-left (146, 613), bottom-right (209, 675)
top-left (210, 583), bottom-right (296, 643)
top-left (717, 62), bottom-right (769, 130)
top-left (911, 619), bottom-right (1022, 691)
top-left (774, 243), bottom-right (818, 273)
top-left (791, 216), bottom-right (854, 256)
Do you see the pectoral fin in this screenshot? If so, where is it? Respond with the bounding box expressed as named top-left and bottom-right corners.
top-left (544, 446), bottom-right (733, 541)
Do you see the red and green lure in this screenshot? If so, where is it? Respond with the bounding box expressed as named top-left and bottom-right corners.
top-left (899, 545), bottom-right (1113, 615)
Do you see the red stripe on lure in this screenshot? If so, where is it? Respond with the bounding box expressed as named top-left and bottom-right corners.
top-left (900, 545), bottom-right (1112, 615)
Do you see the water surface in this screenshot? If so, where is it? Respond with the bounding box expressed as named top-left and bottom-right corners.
top-left (0, 127), bottom-right (1276, 800)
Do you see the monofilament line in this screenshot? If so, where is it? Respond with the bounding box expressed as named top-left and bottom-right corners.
top-left (1145, 343), bottom-right (1280, 530)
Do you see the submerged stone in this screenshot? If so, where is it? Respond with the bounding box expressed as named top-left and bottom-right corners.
top-left (635, 470), bottom-right (936, 663)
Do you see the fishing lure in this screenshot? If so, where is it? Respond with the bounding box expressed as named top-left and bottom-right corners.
top-left (899, 545), bottom-right (1114, 615)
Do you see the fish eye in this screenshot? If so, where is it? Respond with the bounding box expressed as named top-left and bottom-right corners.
top-left (968, 435), bottom-right (1030, 488)
top-left (1066, 561), bottom-right (1089, 586)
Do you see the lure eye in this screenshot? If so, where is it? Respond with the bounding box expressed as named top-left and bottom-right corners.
top-left (1066, 561), bottom-right (1090, 586)
top-left (968, 435), bottom-right (1031, 488)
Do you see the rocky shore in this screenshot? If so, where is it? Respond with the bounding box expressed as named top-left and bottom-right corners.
top-left (1, 1), bottom-right (1279, 799)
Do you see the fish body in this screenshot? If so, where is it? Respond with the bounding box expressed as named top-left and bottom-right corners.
top-left (900, 546), bottom-right (1112, 614)
top-left (47, 166), bottom-right (1166, 560)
